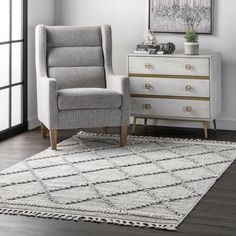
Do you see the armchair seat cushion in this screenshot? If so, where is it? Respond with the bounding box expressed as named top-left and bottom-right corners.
top-left (58, 88), bottom-right (122, 110)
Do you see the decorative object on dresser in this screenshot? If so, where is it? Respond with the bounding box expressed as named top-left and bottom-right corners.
top-left (128, 53), bottom-right (221, 138)
top-left (184, 28), bottom-right (199, 55)
top-left (149, 0), bottom-right (213, 34)
top-left (143, 30), bottom-right (158, 45)
top-left (135, 30), bottom-right (176, 55)
top-left (1, 132), bottom-right (235, 231)
top-left (136, 42), bottom-right (176, 55)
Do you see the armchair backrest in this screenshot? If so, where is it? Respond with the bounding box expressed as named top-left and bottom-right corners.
top-left (37, 26), bottom-right (107, 90)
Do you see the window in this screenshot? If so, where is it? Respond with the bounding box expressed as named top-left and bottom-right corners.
top-left (0, 0), bottom-right (27, 140)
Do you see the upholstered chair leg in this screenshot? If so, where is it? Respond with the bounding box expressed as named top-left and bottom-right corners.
top-left (40, 122), bottom-right (48, 139)
top-left (49, 130), bottom-right (58, 150)
top-left (120, 126), bottom-right (128, 147)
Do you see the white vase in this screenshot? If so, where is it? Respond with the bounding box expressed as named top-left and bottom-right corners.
top-left (184, 42), bottom-right (199, 55)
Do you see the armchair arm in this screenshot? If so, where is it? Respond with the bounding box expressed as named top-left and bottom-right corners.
top-left (106, 74), bottom-right (130, 125)
top-left (35, 25), bottom-right (58, 129)
top-left (37, 77), bottom-right (58, 129)
top-left (102, 25), bottom-right (130, 125)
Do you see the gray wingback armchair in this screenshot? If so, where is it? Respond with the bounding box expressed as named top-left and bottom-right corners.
top-left (35, 25), bottom-right (130, 150)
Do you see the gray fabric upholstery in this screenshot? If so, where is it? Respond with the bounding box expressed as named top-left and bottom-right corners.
top-left (106, 74), bottom-right (130, 125)
top-left (46, 26), bottom-right (102, 47)
top-left (48, 67), bottom-right (105, 90)
top-left (58, 88), bottom-right (122, 110)
top-left (58, 109), bottom-right (121, 129)
top-left (35, 24), bottom-right (130, 130)
top-left (47, 26), bottom-right (105, 89)
top-left (48, 47), bottom-right (104, 67)
top-left (102, 25), bottom-right (130, 125)
top-left (35, 25), bottom-right (58, 128)
top-left (101, 25), bottom-right (113, 75)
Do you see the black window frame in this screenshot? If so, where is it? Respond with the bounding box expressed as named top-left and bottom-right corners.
top-left (0, 0), bottom-right (28, 141)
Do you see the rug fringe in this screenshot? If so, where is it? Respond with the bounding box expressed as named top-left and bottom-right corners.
top-left (0, 208), bottom-right (177, 231)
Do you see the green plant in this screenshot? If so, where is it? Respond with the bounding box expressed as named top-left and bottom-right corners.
top-left (184, 29), bottom-right (199, 42)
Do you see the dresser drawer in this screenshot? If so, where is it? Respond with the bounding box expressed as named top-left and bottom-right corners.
top-left (128, 56), bottom-right (210, 77)
top-left (130, 77), bottom-right (210, 97)
top-left (131, 98), bottom-right (210, 119)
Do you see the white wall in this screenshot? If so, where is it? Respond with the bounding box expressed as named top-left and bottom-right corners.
top-left (53, 0), bottom-right (236, 130)
top-left (27, 0), bottom-right (54, 129)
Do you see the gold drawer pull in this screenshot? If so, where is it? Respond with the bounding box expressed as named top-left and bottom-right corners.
top-left (144, 84), bottom-right (152, 90)
top-left (185, 85), bottom-right (193, 91)
top-left (143, 104), bottom-right (152, 110)
top-left (185, 64), bottom-right (193, 70)
top-left (184, 106), bottom-right (193, 112)
top-left (145, 63), bottom-right (153, 69)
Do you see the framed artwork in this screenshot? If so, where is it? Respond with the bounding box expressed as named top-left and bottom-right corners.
top-left (149, 0), bottom-right (213, 34)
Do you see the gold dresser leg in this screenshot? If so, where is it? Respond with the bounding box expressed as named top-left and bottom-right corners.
top-left (120, 126), bottom-right (128, 147)
top-left (132, 117), bottom-right (137, 134)
top-left (203, 121), bottom-right (208, 139)
top-left (213, 119), bottom-right (217, 132)
top-left (49, 130), bottom-right (57, 150)
top-left (144, 118), bottom-right (148, 126)
top-left (40, 122), bottom-right (47, 139)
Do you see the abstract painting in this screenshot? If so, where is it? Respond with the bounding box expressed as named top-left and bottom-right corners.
top-left (149, 0), bottom-right (213, 34)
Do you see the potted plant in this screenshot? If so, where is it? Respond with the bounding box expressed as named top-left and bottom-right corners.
top-left (184, 29), bottom-right (199, 55)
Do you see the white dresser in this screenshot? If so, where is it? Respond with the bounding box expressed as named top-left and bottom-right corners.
top-left (128, 53), bottom-right (221, 138)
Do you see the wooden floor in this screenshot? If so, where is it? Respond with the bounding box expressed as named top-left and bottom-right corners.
top-left (0, 126), bottom-right (236, 236)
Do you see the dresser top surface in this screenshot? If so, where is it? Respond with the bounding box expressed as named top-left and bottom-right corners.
top-left (128, 52), bottom-right (220, 59)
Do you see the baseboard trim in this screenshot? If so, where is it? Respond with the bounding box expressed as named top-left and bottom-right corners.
top-left (130, 117), bottom-right (236, 131)
top-left (27, 117), bottom-right (236, 132)
top-left (214, 119), bottom-right (236, 131)
top-left (27, 117), bottom-right (40, 130)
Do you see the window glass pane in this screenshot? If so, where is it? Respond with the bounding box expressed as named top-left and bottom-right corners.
top-left (0, 45), bottom-right (10, 87)
top-left (12, 43), bottom-right (22, 84)
top-left (0, 0), bottom-right (10, 42)
top-left (12, 0), bottom-right (23, 40)
top-left (0, 89), bottom-right (10, 131)
top-left (12, 85), bottom-right (22, 126)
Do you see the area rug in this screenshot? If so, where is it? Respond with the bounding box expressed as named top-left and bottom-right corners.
top-left (0, 132), bottom-right (236, 231)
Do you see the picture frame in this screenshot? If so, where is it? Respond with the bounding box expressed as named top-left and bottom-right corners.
top-left (149, 0), bottom-right (213, 34)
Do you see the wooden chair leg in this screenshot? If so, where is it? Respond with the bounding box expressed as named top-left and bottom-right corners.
top-left (40, 122), bottom-right (48, 139)
top-left (120, 126), bottom-right (128, 147)
top-left (49, 130), bottom-right (57, 150)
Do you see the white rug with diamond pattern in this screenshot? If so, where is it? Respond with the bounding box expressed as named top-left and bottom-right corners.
top-left (0, 132), bottom-right (235, 231)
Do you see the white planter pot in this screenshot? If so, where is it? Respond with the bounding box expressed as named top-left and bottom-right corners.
top-left (184, 42), bottom-right (199, 55)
